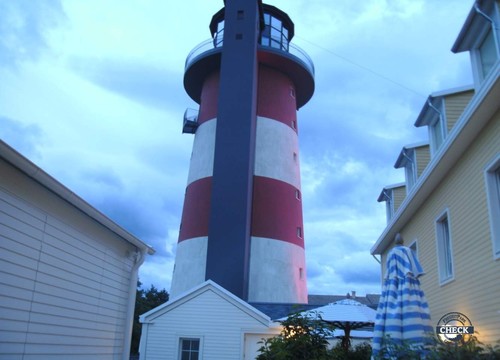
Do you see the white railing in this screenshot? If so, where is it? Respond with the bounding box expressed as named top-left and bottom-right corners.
top-left (185, 38), bottom-right (315, 76)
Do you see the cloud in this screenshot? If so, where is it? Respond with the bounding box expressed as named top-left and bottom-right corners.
top-left (335, 254), bottom-right (381, 285)
top-left (0, 116), bottom-right (44, 156)
top-left (69, 57), bottom-right (188, 110)
top-left (0, 0), bottom-right (65, 68)
top-left (0, 0), bottom-right (476, 297)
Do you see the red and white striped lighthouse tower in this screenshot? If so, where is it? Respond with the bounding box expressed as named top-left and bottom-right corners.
top-left (170, 0), bottom-right (315, 304)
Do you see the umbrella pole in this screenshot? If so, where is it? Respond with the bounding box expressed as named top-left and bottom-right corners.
top-left (342, 323), bottom-right (351, 351)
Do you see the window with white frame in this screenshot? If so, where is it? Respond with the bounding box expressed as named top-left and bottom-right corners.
top-left (436, 210), bottom-right (454, 284)
top-left (485, 154), bottom-right (500, 259)
top-left (404, 149), bottom-right (417, 191)
top-left (429, 110), bottom-right (446, 155)
top-left (478, 28), bottom-right (498, 78)
top-left (179, 338), bottom-right (200, 360)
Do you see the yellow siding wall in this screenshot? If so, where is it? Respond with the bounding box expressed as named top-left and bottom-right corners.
top-left (396, 109), bottom-right (500, 345)
top-left (445, 90), bottom-right (474, 133)
top-left (415, 145), bottom-right (430, 178)
top-left (393, 186), bottom-right (406, 214)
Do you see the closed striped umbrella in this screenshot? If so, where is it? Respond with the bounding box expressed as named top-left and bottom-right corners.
top-left (372, 245), bottom-right (433, 358)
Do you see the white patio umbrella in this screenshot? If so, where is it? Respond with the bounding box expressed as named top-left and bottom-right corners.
top-left (301, 299), bottom-right (376, 350)
top-left (371, 245), bottom-right (433, 358)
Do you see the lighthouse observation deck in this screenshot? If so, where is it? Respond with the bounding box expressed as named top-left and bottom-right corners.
top-left (183, 4), bottom-right (315, 109)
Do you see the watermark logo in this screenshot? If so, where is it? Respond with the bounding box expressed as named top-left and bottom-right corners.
top-left (436, 312), bottom-right (474, 344)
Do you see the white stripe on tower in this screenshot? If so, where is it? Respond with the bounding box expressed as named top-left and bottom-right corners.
top-left (248, 116), bottom-right (307, 303)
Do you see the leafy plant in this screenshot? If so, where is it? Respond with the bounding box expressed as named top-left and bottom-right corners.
top-left (329, 341), bottom-right (372, 360)
top-left (257, 311), bottom-right (334, 360)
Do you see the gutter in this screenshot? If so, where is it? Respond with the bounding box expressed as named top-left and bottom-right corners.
top-left (122, 248), bottom-right (147, 360)
top-left (427, 98), bottom-right (442, 119)
top-left (473, 2), bottom-right (500, 56)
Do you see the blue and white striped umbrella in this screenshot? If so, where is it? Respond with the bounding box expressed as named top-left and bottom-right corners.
top-left (372, 245), bottom-right (433, 358)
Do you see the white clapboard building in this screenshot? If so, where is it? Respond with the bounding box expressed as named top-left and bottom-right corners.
top-left (0, 140), bottom-right (154, 360)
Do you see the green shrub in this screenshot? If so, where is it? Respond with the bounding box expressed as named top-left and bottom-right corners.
top-left (257, 311), bottom-right (333, 360)
top-left (329, 342), bottom-right (372, 360)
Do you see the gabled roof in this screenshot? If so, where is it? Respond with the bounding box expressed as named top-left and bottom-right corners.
top-left (452, 0), bottom-right (495, 53)
top-left (414, 86), bottom-right (474, 127)
top-left (140, 280), bottom-right (272, 326)
top-left (0, 140), bottom-right (154, 255)
top-left (394, 142), bottom-right (429, 168)
top-left (377, 183), bottom-right (406, 202)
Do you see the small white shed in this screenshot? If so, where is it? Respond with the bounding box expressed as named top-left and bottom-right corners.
top-left (139, 280), bottom-right (280, 360)
top-left (0, 140), bottom-right (154, 360)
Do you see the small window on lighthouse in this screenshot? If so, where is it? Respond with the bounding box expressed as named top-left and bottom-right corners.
top-left (299, 267), bottom-right (304, 279)
top-left (290, 88), bottom-right (296, 98)
top-left (296, 227), bottom-right (302, 238)
top-left (293, 152), bottom-right (297, 163)
top-left (295, 190), bottom-right (301, 200)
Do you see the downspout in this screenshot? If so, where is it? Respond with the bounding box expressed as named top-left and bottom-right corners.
top-left (427, 98), bottom-right (445, 149)
top-left (123, 247), bottom-right (147, 360)
top-left (474, 3), bottom-right (498, 31)
top-left (381, 189), bottom-right (391, 201)
top-left (402, 149), bottom-right (414, 164)
top-left (427, 99), bottom-right (442, 120)
top-left (474, 2), bottom-right (499, 51)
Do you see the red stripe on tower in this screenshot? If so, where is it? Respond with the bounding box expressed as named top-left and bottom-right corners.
top-left (252, 176), bottom-right (304, 248)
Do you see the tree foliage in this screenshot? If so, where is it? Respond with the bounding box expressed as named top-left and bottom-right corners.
top-left (257, 311), bottom-right (333, 360)
top-left (131, 281), bottom-right (169, 355)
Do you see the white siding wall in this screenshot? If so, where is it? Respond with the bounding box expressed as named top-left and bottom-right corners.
top-left (141, 288), bottom-right (275, 360)
top-left (0, 160), bottom-right (137, 360)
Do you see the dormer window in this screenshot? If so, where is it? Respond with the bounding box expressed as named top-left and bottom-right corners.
top-left (428, 105), bottom-right (445, 155)
top-left (415, 96), bottom-right (445, 155)
top-left (378, 183), bottom-right (406, 223)
top-left (452, 1), bottom-right (500, 88)
top-left (414, 87), bottom-right (473, 156)
top-left (394, 143), bottom-right (430, 193)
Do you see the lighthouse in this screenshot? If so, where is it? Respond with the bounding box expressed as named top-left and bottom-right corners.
top-left (170, 0), bottom-right (315, 304)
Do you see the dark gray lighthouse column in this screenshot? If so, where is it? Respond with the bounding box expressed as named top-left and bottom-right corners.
top-left (205, 0), bottom-right (261, 300)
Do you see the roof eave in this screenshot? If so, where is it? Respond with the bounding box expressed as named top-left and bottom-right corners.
top-left (452, 0), bottom-right (492, 53)
top-left (0, 141), bottom-right (155, 255)
top-left (372, 66), bottom-right (500, 255)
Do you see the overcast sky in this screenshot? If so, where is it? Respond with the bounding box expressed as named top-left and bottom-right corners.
top-left (1, 0), bottom-right (474, 296)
